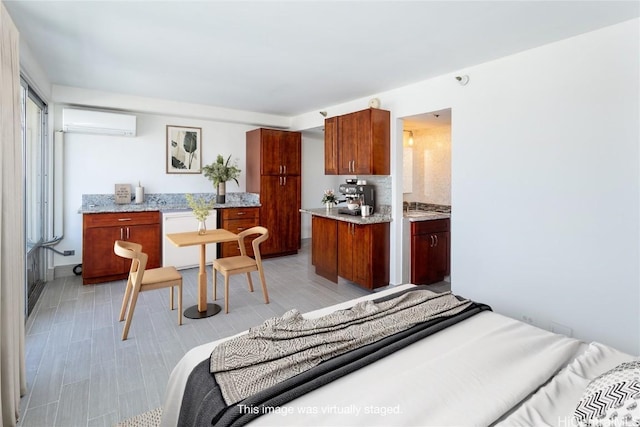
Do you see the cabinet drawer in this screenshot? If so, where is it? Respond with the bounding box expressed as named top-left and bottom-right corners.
top-left (219, 223), bottom-right (260, 258)
top-left (411, 218), bottom-right (450, 235)
top-left (222, 218), bottom-right (259, 234)
top-left (219, 207), bottom-right (259, 220)
top-left (83, 211), bottom-right (160, 228)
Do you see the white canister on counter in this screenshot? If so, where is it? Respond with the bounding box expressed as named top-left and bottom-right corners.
top-left (135, 182), bottom-right (145, 204)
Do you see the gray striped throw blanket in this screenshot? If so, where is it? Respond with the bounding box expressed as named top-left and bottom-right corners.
top-left (210, 290), bottom-right (471, 405)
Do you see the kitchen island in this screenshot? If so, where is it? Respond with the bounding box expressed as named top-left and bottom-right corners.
top-left (301, 207), bottom-right (392, 290)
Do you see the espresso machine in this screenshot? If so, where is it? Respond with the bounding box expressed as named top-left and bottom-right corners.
top-left (338, 181), bottom-right (376, 216)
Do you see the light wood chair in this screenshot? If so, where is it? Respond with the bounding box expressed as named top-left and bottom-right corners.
top-left (114, 240), bottom-right (183, 340)
top-left (212, 226), bottom-right (269, 313)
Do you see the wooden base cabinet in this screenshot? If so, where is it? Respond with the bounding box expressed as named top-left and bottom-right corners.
top-left (217, 207), bottom-right (260, 257)
top-left (338, 221), bottom-right (390, 289)
top-left (312, 216), bottom-right (389, 290)
top-left (311, 216), bottom-right (338, 282)
top-left (82, 211), bottom-right (161, 284)
top-left (410, 219), bottom-right (450, 285)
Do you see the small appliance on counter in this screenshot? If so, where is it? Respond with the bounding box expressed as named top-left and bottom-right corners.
top-left (338, 180), bottom-right (375, 216)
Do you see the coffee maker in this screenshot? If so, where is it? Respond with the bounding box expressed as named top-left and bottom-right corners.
top-left (338, 182), bottom-right (376, 216)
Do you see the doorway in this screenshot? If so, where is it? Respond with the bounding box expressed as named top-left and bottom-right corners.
top-left (401, 108), bottom-right (452, 285)
top-left (402, 108), bottom-right (452, 208)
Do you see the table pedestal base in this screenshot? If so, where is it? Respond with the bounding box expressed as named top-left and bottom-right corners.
top-left (184, 303), bottom-right (221, 319)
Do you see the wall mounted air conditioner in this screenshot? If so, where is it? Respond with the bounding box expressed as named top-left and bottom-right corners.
top-left (62, 108), bottom-right (137, 136)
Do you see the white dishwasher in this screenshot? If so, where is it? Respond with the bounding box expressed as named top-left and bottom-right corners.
top-left (162, 211), bottom-right (217, 269)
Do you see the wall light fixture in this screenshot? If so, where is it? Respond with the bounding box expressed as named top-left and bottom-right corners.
top-left (404, 130), bottom-right (414, 146)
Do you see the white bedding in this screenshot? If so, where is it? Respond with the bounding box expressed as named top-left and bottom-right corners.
top-left (497, 342), bottom-right (636, 426)
top-left (160, 285), bottom-right (628, 426)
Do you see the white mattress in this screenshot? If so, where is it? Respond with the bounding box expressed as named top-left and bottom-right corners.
top-left (160, 285), bottom-right (629, 426)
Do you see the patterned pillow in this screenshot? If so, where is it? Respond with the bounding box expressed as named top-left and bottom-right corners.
top-left (573, 360), bottom-right (640, 427)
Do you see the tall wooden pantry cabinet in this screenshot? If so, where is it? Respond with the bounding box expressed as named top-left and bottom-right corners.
top-left (246, 128), bottom-right (302, 257)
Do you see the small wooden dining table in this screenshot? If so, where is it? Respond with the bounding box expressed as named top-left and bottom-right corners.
top-left (165, 229), bottom-right (238, 319)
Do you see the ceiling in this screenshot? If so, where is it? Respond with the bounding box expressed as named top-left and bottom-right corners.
top-left (5, 1), bottom-right (639, 117)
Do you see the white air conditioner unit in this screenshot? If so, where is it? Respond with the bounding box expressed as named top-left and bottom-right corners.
top-left (62, 108), bottom-right (137, 136)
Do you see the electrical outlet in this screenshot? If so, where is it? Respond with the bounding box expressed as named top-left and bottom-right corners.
top-left (63, 250), bottom-right (75, 256)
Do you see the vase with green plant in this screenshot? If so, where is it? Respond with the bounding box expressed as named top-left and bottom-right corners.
top-left (321, 189), bottom-right (337, 211)
top-left (186, 193), bottom-right (215, 234)
top-left (203, 154), bottom-right (241, 203)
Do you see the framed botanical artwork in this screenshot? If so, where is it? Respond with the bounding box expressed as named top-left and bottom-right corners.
top-left (166, 125), bottom-right (202, 173)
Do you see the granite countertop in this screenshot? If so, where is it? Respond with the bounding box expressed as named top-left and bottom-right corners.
top-left (300, 208), bottom-right (392, 225)
top-left (403, 210), bottom-right (451, 221)
top-left (79, 192), bottom-right (260, 214)
top-left (402, 202), bottom-right (451, 222)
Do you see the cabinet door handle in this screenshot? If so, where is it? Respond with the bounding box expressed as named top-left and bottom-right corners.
top-left (126, 227), bottom-right (130, 240)
top-left (434, 235), bottom-right (438, 247)
top-left (120, 228), bottom-right (124, 240)
top-left (283, 165), bottom-right (287, 175)
top-left (236, 212), bottom-right (246, 216)
top-left (118, 218), bottom-right (132, 222)
top-left (283, 176), bottom-right (287, 186)
top-left (430, 235), bottom-right (435, 247)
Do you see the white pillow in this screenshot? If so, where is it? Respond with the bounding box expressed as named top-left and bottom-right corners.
top-left (573, 360), bottom-right (640, 426)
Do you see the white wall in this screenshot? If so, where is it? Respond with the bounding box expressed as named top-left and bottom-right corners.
top-left (291, 19), bottom-right (640, 355)
top-left (300, 131), bottom-right (345, 239)
top-left (450, 19), bottom-right (639, 355)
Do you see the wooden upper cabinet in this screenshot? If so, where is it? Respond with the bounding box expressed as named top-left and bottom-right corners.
top-left (324, 108), bottom-right (390, 175)
top-left (324, 117), bottom-right (338, 174)
top-left (250, 128), bottom-right (301, 176)
top-left (280, 130), bottom-right (301, 176)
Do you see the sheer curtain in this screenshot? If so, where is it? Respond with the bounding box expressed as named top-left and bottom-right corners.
top-left (0, 2), bottom-right (27, 426)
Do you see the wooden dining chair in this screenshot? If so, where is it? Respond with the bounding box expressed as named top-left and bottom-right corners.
top-left (212, 226), bottom-right (269, 313)
top-left (114, 240), bottom-right (183, 340)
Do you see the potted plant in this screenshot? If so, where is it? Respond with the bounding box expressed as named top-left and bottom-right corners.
top-left (321, 189), bottom-right (337, 211)
top-left (203, 154), bottom-right (241, 203)
top-left (186, 193), bottom-right (215, 234)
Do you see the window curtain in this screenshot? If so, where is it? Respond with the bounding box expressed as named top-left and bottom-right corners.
top-left (0, 2), bottom-right (27, 426)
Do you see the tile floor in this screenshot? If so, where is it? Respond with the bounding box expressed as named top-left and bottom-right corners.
top-left (18, 240), bottom-right (449, 426)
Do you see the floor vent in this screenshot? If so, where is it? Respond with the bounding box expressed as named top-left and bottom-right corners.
top-left (27, 280), bottom-right (45, 316)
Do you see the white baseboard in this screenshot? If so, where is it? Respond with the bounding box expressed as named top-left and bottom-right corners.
top-left (53, 264), bottom-right (78, 279)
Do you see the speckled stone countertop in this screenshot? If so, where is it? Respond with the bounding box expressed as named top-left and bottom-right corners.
top-left (79, 192), bottom-right (260, 214)
top-left (300, 208), bottom-right (392, 225)
top-left (402, 202), bottom-right (451, 222)
top-left (403, 211), bottom-right (451, 221)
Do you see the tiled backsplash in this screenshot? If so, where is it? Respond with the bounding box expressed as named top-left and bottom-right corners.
top-left (357, 175), bottom-right (392, 215)
top-left (403, 201), bottom-right (451, 213)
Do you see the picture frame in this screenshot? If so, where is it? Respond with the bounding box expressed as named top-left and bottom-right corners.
top-left (166, 125), bottom-right (202, 174)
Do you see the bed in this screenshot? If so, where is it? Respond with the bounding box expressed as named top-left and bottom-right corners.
top-left (160, 284), bottom-right (638, 427)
